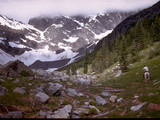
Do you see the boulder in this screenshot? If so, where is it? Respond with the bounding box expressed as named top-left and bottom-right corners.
top-left (73, 108), bottom-right (89, 115)
top-left (0, 78), bottom-right (5, 82)
top-left (117, 98), bottom-right (123, 103)
top-left (52, 105), bottom-right (72, 118)
top-left (130, 102), bottom-right (147, 111)
top-left (38, 110), bottom-right (47, 117)
top-left (0, 86), bottom-right (7, 96)
top-left (48, 83), bottom-right (63, 96)
top-left (109, 96), bottom-right (118, 103)
top-left (67, 88), bottom-right (80, 97)
top-left (13, 78), bottom-right (19, 83)
top-left (13, 87), bottom-right (26, 94)
top-left (115, 70), bottom-right (122, 77)
top-left (35, 92), bottom-right (49, 103)
top-left (7, 111), bottom-right (23, 118)
top-left (96, 96), bottom-right (108, 105)
top-left (102, 92), bottom-right (111, 97)
top-left (35, 69), bottom-right (48, 76)
top-left (147, 103), bottom-right (160, 112)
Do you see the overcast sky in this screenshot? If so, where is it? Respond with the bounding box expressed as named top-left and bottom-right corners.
top-left (0, 0), bottom-right (159, 23)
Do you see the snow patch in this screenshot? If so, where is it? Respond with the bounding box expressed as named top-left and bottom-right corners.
top-left (94, 30), bottom-right (112, 40)
top-left (63, 37), bottom-right (79, 43)
top-left (9, 42), bottom-right (26, 48)
top-left (58, 42), bottom-right (72, 50)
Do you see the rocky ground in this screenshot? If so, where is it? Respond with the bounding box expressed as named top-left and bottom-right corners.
top-left (0, 59), bottom-right (160, 118)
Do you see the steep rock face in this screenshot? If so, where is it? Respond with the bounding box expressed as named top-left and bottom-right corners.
top-left (0, 60), bottom-right (33, 77)
top-left (29, 11), bottom-right (135, 52)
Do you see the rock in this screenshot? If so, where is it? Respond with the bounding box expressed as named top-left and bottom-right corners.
top-left (115, 70), bottom-right (122, 77)
top-left (73, 108), bottom-right (89, 115)
top-left (96, 96), bottom-right (108, 105)
top-left (109, 96), bottom-right (118, 103)
top-left (84, 102), bottom-right (89, 106)
top-left (38, 110), bottom-right (47, 117)
top-left (35, 69), bottom-right (48, 76)
top-left (130, 102), bottom-right (147, 111)
top-left (7, 111), bottom-right (23, 118)
top-left (102, 92), bottom-right (111, 97)
top-left (148, 93), bottom-right (154, 97)
top-left (134, 96), bottom-right (139, 99)
top-left (0, 86), bottom-right (7, 96)
top-left (52, 105), bottom-right (72, 118)
top-left (117, 98), bottom-right (123, 103)
top-left (0, 114), bottom-right (10, 118)
top-left (13, 78), bottom-right (19, 83)
top-left (72, 114), bottom-right (80, 118)
top-left (48, 83), bottom-right (63, 96)
top-left (67, 88), bottom-right (81, 97)
top-left (46, 114), bottom-right (55, 118)
top-left (13, 87), bottom-right (26, 95)
top-left (35, 92), bottom-right (49, 103)
top-left (0, 78), bottom-right (5, 82)
top-left (147, 103), bottom-right (160, 112)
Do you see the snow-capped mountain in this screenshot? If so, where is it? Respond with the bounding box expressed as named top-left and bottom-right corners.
top-left (0, 11), bottom-right (135, 70)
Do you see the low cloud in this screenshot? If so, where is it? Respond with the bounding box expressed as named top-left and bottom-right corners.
top-left (0, 0), bottom-right (159, 23)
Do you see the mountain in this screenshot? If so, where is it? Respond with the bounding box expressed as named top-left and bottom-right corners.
top-left (97, 1), bottom-right (160, 48)
top-left (0, 11), bottom-right (135, 70)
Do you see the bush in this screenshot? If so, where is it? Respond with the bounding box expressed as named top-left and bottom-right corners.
top-left (20, 70), bottom-right (31, 77)
top-left (89, 108), bottom-right (98, 115)
top-left (89, 101), bottom-right (96, 106)
top-left (62, 100), bottom-right (71, 105)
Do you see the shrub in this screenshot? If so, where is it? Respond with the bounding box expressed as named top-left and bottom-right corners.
top-left (62, 100), bottom-right (71, 105)
top-left (89, 108), bottom-right (97, 115)
top-left (20, 70), bottom-right (30, 77)
top-left (89, 101), bottom-right (96, 106)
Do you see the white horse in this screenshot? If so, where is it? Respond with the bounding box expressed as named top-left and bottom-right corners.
top-left (144, 72), bottom-right (150, 84)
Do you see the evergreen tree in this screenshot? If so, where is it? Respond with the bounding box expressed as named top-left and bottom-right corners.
top-left (71, 64), bottom-right (76, 75)
top-left (119, 35), bottom-right (128, 72)
top-left (91, 40), bottom-right (107, 72)
top-left (151, 16), bottom-right (160, 42)
top-left (83, 49), bottom-right (88, 74)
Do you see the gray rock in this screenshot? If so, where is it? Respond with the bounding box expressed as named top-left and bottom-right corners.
top-left (72, 114), bottom-right (80, 118)
top-left (35, 92), bottom-right (49, 103)
top-left (0, 78), bottom-right (5, 82)
top-left (102, 92), bottom-right (111, 97)
top-left (36, 69), bottom-right (48, 76)
top-left (38, 110), bottom-right (47, 117)
top-left (13, 87), bottom-right (26, 95)
top-left (13, 78), bottom-right (19, 83)
top-left (115, 70), bottom-right (122, 77)
top-left (52, 105), bottom-right (72, 118)
top-left (0, 86), bottom-right (7, 96)
top-left (0, 113), bottom-right (10, 118)
top-left (130, 102), bottom-right (147, 111)
top-left (96, 96), bottom-right (108, 105)
top-left (148, 93), bottom-right (154, 97)
top-left (48, 83), bottom-right (63, 96)
top-left (73, 108), bottom-right (89, 115)
top-left (67, 88), bottom-right (80, 97)
top-left (109, 96), bottom-right (118, 103)
top-left (7, 111), bottom-right (23, 118)
top-left (117, 98), bottom-right (123, 103)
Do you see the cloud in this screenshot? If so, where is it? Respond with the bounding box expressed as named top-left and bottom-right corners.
top-left (0, 0), bottom-right (159, 23)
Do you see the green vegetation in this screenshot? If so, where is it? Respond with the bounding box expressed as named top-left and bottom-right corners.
top-left (89, 108), bottom-right (98, 115)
